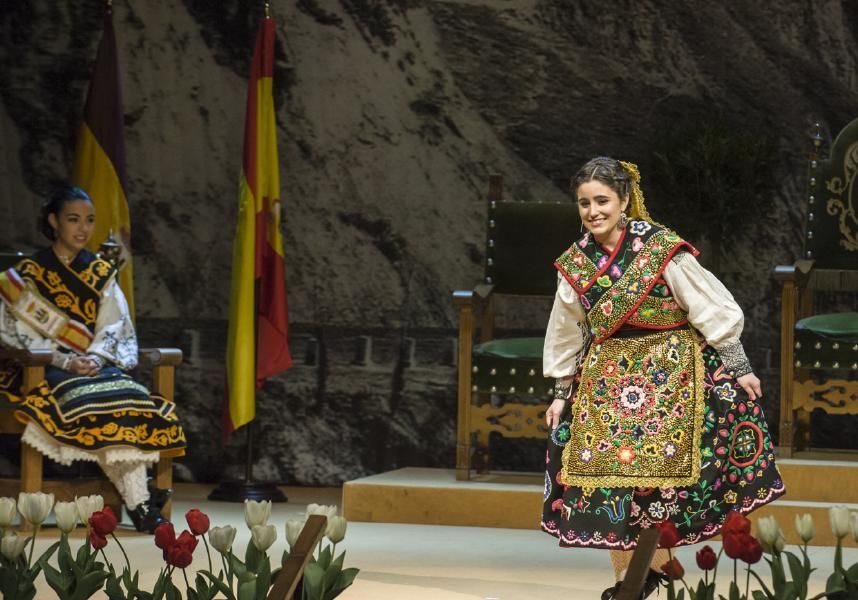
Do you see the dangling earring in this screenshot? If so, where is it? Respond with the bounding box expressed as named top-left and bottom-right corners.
top-left (617, 211), bottom-right (628, 230)
top-left (580, 221), bottom-right (584, 233)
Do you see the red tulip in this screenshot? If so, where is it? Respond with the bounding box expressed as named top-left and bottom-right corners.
top-left (723, 531), bottom-right (751, 560)
top-left (185, 509), bottom-right (210, 536)
top-left (660, 557), bottom-right (685, 580)
top-left (696, 545), bottom-right (717, 570)
top-left (740, 536), bottom-right (763, 565)
top-left (175, 530), bottom-right (199, 553)
top-left (154, 522), bottom-right (176, 550)
top-left (722, 511), bottom-right (751, 536)
top-left (90, 529), bottom-right (107, 550)
top-left (166, 544), bottom-right (194, 568)
top-left (655, 520), bottom-right (682, 548)
top-left (89, 507), bottom-right (118, 537)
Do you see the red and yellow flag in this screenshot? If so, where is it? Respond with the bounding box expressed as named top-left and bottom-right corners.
top-left (223, 16), bottom-right (293, 442)
top-left (72, 10), bottom-right (134, 316)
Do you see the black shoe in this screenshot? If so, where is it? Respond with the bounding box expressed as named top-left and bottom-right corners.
top-left (147, 486), bottom-right (172, 511)
top-left (601, 581), bottom-right (622, 600)
top-left (127, 501), bottom-right (167, 534)
top-left (146, 478), bottom-right (173, 510)
top-left (643, 569), bottom-right (669, 598)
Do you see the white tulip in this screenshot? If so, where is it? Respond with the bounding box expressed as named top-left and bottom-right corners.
top-left (209, 526), bottom-right (237, 555)
top-left (0, 497), bottom-right (16, 529)
top-left (305, 503), bottom-right (338, 521)
top-left (830, 505), bottom-right (851, 539)
top-left (0, 532), bottom-right (28, 561)
top-left (244, 500), bottom-right (272, 529)
top-left (756, 515), bottom-right (782, 554)
top-left (795, 513), bottom-right (815, 544)
top-left (54, 501), bottom-right (78, 534)
top-left (251, 524), bottom-right (277, 552)
top-left (74, 495), bottom-right (104, 526)
top-left (326, 515), bottom-right (348, 544)
top-left (17, 492), bottom-right (54, 527)
top-left (285, 519), bottom-right (304, 548)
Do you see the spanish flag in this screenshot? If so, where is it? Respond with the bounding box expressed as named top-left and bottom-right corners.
top-left (223, 15), bottom-right (293, 442)
top-left (72, 10), bottom-right (134, 317)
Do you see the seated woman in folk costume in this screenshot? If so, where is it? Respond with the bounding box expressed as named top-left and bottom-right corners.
top-left (541, 158), bottom-right (784, 599)
top-left (0, 187), bottom-right (185, 533)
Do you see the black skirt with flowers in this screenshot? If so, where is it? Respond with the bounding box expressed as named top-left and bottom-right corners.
top-left (541, 340), bottom-right (785, 550)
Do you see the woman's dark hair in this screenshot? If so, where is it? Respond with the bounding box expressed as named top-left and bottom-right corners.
top-left (39, 186), bottom-right (92, 241)
top-left (570, 156), bottom-right (631, 200)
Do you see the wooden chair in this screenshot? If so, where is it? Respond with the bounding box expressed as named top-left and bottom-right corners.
top-left (773, 118), bottom-right (858, 457)
top-left (453, 175), bottom-right (578, 480)
top-left (0, 253), bottom-right (182, 519)
top-left (267, 515), bottom-right (327, 600)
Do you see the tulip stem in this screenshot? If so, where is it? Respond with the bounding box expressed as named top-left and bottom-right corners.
top-left (27, 525), bottom-right (40, 568)
top-left (111, 532), bottom-right (132, 573)
top-left (745, 564), bottom-right (750, 598)
top-left (222, 552), bottom-right (233, 590)
top-left (182, 567), bottom-right (191, 590)
top-left (202, 535), bottom-right (213, 573)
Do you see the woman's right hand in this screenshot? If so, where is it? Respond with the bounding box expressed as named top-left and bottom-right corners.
top-left (68, 356), bottom-right (99, 376)
top-left (545, 398), bottom-right (567, 429)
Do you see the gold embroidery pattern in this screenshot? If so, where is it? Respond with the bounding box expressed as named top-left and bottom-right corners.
top-left (17, 261), bottom-right (97, 325)
top-left (8, 382), bottom-right (185, 452)
top-left (587, 230), bottom-right (684, 341)
top-left (560, 328), bottom-right (706, 488)
top-left (826, 140), bottom-right (858, 252)
top-left (67, 258), bottom-right (116, 293)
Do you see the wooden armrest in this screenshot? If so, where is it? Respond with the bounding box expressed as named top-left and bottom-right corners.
top-left (452, 283), bottom-right (496, 309)
top-left (452, 289), bottom-right (474, 308)
top-left (0, 348), bottom-right (53, 366)
top-left (772, 260), bottom-right (814, 285)
top-left (139, 348), bottom-right (183, 367)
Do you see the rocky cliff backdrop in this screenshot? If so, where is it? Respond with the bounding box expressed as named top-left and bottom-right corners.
top-left (1, 0), bottom-right (856, 484)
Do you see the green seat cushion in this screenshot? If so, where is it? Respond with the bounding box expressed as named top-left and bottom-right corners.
top-left (796, 313), bottom-right (858, 339)
top-left (473, 337), bottom-right (544, 360)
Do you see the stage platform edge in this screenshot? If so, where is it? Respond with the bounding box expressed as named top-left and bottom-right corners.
top-left (342, 460), bottom-right (858, 547)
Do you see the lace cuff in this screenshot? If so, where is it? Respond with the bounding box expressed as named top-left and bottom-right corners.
top-left (717, 341), bottom-right (752, 378)
top-left (553, 378), bottom-right (575, 401)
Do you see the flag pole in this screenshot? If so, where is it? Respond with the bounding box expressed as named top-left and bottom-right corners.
top-left (208, 0), bottom-right (289, 504)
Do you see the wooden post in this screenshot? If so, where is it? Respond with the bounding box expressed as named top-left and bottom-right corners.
top-left (453, 291), bottom-right (474, 481)
top-left (778, 277), bottom-right (797, 458)
top-left (267, 514), bottom-right (327, 600)
top-left (616, 528), bottom-right (660, 600)
top-left (143, 348), bottom-right (182, 519)
top-left (20, 358), bottom-right (47, 495)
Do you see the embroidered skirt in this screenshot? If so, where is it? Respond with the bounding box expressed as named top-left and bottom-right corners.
top-left (541, 328), bottom-right (785, 550)
top-left (2, 366), bottom-right (186, 458)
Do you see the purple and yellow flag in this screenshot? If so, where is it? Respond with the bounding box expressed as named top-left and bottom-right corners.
top-left (223, 15), bottom-right (293, 442)
top-left (72, 10), bottom-right (134, 316)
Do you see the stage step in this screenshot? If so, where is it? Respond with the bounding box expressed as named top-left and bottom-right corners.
top-left (342, 462), bottom-right (858, 547)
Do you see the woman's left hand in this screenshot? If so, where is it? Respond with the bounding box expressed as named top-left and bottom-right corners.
top-left (736, 372), bottom-right (762, 401)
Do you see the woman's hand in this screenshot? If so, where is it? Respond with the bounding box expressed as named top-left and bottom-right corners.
top-left (736, 372), bottom-right (762, 401)
top-left (68, 356), bottom-right (99, 376)
top-left (545, 398), bottom-right (567, 429)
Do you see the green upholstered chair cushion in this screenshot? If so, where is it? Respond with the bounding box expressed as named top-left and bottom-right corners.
top-left (794, 312), bottom-right (858, 370)
top-left (473, 337), bottom-right (544, 360)
top-left (796, 313), bottom-right (858, 338)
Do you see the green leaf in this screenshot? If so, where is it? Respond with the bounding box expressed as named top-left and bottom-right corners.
top-left (254, 558), bottom-right (272, 600)
top-left (237, 576), bottom-right (258, 600)
top-left (245, 541), bottom-right (265, 573)
top-left (728, 580), bottom-right (741, 600)
top-left (230, 554), bottom-right (249, 578)
top-left (327, 567), bottom-right (360, 599)
top-left (200, 569), bottom-right (236, 600)
top-left (318, 545), bottom-right (333, 570)
top-left (303, 562), bottom-right (325, 598)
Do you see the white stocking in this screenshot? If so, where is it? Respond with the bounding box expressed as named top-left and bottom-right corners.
top-left (98, 460), bottom-right (150, 509)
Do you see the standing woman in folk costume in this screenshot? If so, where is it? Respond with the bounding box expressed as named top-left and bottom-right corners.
top-left (540, 157), bottom-right (784, 598)
top-left (0, 187), bottom-right (185, 533)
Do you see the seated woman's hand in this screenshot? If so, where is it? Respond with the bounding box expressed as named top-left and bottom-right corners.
top-left (545, 398), bottom-right (567, 429)
top-left (736, 372), bottom-right (762, 401)
top-left (68, 356), bottom-right (100, 376)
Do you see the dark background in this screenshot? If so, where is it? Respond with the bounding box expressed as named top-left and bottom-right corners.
top-left (1, 0), bottom-right (856, 485)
